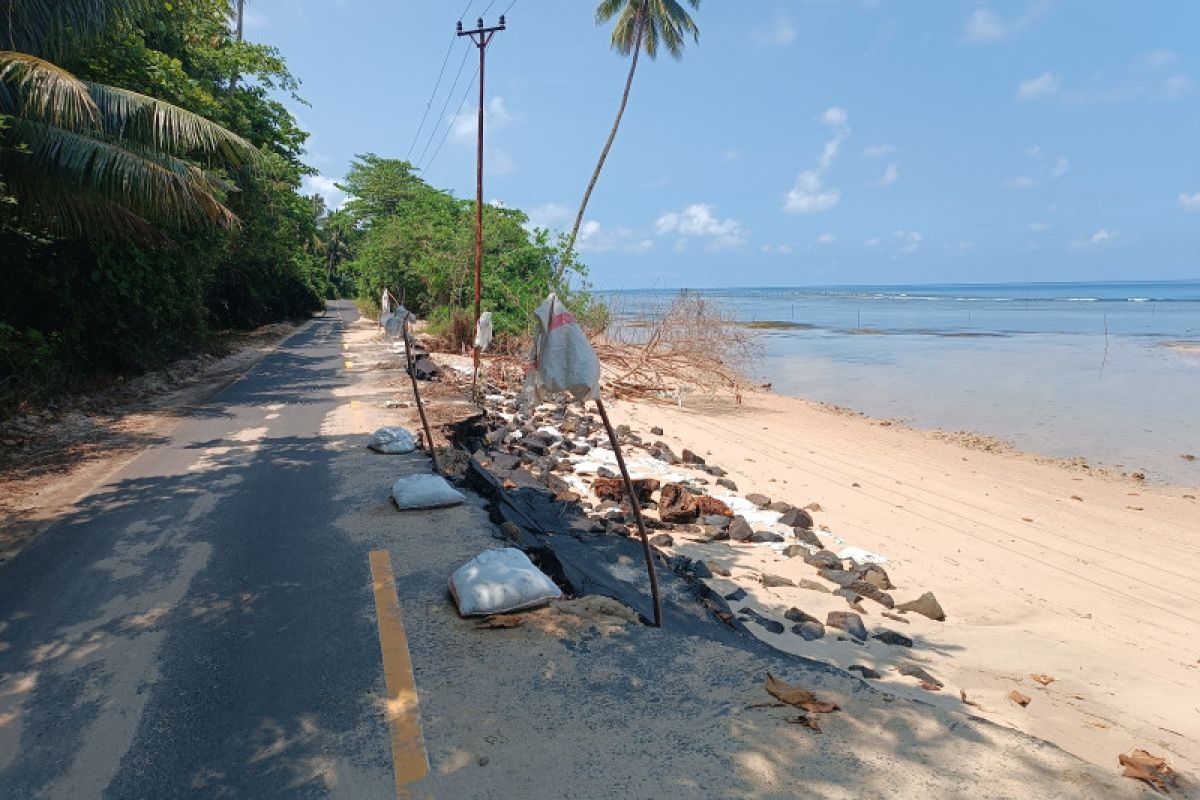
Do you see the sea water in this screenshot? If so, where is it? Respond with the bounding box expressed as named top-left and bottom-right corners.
top-left (604, 281), bottom-right (1200, 487)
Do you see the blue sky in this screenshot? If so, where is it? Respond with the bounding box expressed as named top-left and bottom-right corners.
top-left (246, 0), bottom-right (1200, 288)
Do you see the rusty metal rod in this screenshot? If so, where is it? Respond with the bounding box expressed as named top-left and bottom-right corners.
top-left (402, 320), bottom-right (441, 476)
top-left (594, 396), bottom-right (662, 628)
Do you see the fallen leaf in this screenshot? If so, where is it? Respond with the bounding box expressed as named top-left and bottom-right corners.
top-left (1119, 749), bottom-right (1177, 793)
top-left (959, 689), bottom-right (982, 709)
top-left (1021, 517), bottom-right (1034, 523)
top-left (1009, 690), bottom-right (1032, 707)
top-left (765, 673), bottom-right (840, 714)
top-left (1070, 495), bottom-right (1084, 501)
top-left (920, 681), bottom-right (942, 692)
top-left (1127, 506), bottom-right (1144, 511)
top-left (1030, 674), bottom-right (1056, 686)
top-left (785, 714), bottom-right (821, 732)
top-left (477, 614), bottom-right (525, 629)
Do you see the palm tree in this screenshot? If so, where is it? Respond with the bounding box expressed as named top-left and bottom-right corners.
top-left (557, 0), bottom-right (700, 280)
top-left (0, 0), bottom-right (259, 240)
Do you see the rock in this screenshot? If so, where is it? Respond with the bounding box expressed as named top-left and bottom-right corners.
top-left (872, 629), bottom-right (913, 648)
top-left (658, 482), bottom-right (699, 523)
top-left (857, 565), bottom-right (894, 591)
top-left (834, 588), bottom-right (862, 605)
top-left (700, 514), bottom-right (732, 529)
top-left (724, 588), bottom-right (748, 603)
top-left (826, 611), bottom-right (868, 641)
top-left (709, 563), bottom-right (732, 577)
top-left (727, 516), bottom-right (754, 541)
top-left (850, 581), bottom-right (894, 609)
top-left (805, 550), bottom-right (843, 570)
top-left (523, 434), bottom-right (553, 455)
top-left (762, 574), bottom-right (795, 588)
top-left (616, 424), bottom-right (632, 436)
top-left (755, 618), bottom-right (785, 635)
top-left (691, 560), bottom-right (714, 579)
top-left (702, 465), bottom-right (727, 478)
top-left (745, 493), bottom-right (772, 508)
top-left (778, 508), bottom-right (815, 529)
top-left (882, 612), bottom-right (910, 625)
top-left (784, 607), bottom-right (818, 624)
top-left (896, 591), bottom-right (946, 621)
top-left (818, 568), bottom-right (856, 588)
top-left (792, 621), bottom-right (825, 640)
top-left (898, 664), bottom-right (942, 688)
top-left (798, 579), bottom-right (831, 594)
top-left (592, 477), bottom-right (660, 502)
top-left (847, 665), bottom-right (881, 679)
top-left (597, 466), bottom-right (619, 479)
top-left (749, 531), bottom-right (784, 543)
top-left (681, 448), bottom-right (706, 465)
top-left (716, 477), bottom-right (739, 492)
top-left (649, 533), bottom-right (674, 548)
top-left (694, 495), bottom-right (733, 517)
top-left (711, 527), bottom-right (731, 542)
top-left (782, 544), bottom-right (808, 558)
top-left (793, 527), bottom-right (823, 549)
top-left (768, 501), bottom-right (794, 513)
top-left (650, 426), bottom-right (664, 436)
top-left (573, 443), bottom-right (591, 455)
top-left (652, 443), bottom-right (681, 465)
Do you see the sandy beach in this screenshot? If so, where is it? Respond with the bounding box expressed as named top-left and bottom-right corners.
top-left (590, 386), bottom-right (1200, 778)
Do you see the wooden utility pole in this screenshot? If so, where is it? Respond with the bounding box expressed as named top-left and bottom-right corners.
top-left (457, 15), bottom-right (506, 399)
top-left (230, 0), bottom-right (245, 90)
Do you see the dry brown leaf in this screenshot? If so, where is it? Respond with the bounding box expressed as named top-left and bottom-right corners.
top-left (477, 614), bottom-right (525, 629)
top-left (785, 714), bottom-right (821, 732)
top-left (1009, 690), bottom-right (1032, 707)
top-left (1021, 517), bottom-right (1035, 523)
top-left (959, 689), bottom-right (982, 709)
top-left (1127, 506), bottom-right (1145, 511)
top-left (920, 681), bottom-right (942, 692)
top-left (1070, 495), bottom-right (1084, 501)
top-left (1030, 674), bottom-right (1056, 686)
top-left (1119, 749), bottom-right (1176, 794)
top-left (765, 673), bottom-right (840, 714)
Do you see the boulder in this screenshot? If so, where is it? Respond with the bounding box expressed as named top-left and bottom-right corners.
top-left (778, 508), bottom-right (815, 529)
top-left (768, 501), bottom-right (794, 514)
top-left (702, 465), bottom-right (727, 478)
top-left (848, 664), bottom-right (881, 680)
top-left (727, 516), bottom-right (754, 541)
top-left (592, 477), bottom-right (660, 502)
top-left (649, 533), bottom-right (674, 548)
top-left (745, 493), bottom-right (772, 509)
top-left (681, 448), bottom-right (706, 465)
top-left (691, 560), bottom-right (714, 579)
top-left (716, 477), bottom-right (739, 492)
top-left (805, 550), bottom-right (843, 570)
top-left (762, 574), bottom-right (795, 588)
top-left (749, 531), bottom-right (784, 543)
top-left (784, 607), bottom-right (818, 624)
top-left (694, 495), bottom-right (733, 517)
top-left (650, 426), bottom-right (664, 436)
top-left (856, 565), bottom-right (894, 591)
top-left (872, 629), bottom-right (913, 648)
top-left (798, 579), bottom-right (831, 593)
top-left (793, 528), bottom-right (823, 549)
top-left (700, 514), bottom-right (732, 529)
top-left (826, 611), bottom-right (868, 641)
top-left (898, 664), bottom-right (942, 688)
top-left (652, 443), bottom-right (681, 465)
top-left (658, 482), bottom-right (699, 523)
top-left (792, 621), bottom-right (825, 641)
top-left (896, 591), bottom-right (946, 621)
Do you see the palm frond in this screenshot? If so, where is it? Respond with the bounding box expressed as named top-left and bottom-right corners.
top-left (2, 0), bottom-right (156, 58)
top-left (4, 120), bottom-right (239, 231)
top-left (0, 51), bottom-right (98, 129)
top-left (599, 0), bottom-right (699, 60)
top-left (86, 83), bottom-right (259, 166)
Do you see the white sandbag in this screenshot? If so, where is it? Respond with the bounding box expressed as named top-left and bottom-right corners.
top-left (474, 311), bottom-right (494, 351)
top-left (391, 474), bottom-right (466, 510)
top-left (380, 288), bottom-right (391, 326)
top-left (368, 427), bottom-right (417, 454)
top-left (448, 547), bottom-right (562, 616)
top-left (524, 293), bottom-right (600, 404)
top-left (383, 312), bottom-right (402, 339)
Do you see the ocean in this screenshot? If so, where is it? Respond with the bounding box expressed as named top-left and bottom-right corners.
top-left (603, 281), bottom-right (1200, 487)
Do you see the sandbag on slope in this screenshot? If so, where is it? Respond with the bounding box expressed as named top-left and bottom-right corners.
top-left (449, 548), bottom-right (562, 616)
top-left (391, 474), bottom-right (466, 510)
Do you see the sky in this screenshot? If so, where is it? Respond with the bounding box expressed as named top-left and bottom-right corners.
top-left (245, 0), bottom-right (1200, 289)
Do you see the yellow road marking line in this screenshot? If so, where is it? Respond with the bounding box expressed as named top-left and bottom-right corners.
top-left (369, 551), bottom-right (429, 797)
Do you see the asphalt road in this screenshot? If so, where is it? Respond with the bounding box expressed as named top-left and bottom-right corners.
top-left (0, 303), bottom-right (406, 798)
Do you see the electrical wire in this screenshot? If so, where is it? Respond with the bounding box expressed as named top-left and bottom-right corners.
top-left (413, 40), bottom-right (472, 168)
top-left (404, 1), bottom-right (478, 163)
top-left (420, 66), bottom-right (479, 174)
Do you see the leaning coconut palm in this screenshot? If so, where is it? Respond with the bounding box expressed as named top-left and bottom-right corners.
top-left (556, 0), bottom-right (700, 281)
top-left (0, 0), bottom-right (259, 240)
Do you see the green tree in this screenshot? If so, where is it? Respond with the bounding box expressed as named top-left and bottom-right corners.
top-left (559, 0), bottom-right (700, 279)
top-left (0, 0), bottom-right (260, 240)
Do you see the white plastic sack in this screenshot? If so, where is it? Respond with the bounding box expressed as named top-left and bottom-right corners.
top-left (391, 474), bottom-right (466, 510)
top-left (524, 293), bottom-right (600, 404)
top-left (448, 547), bottom-right (562, 616)
top-left (380, 288), bottom-right (391, 327)
top-left (368, 427), bottom-right (416, 454)
top-left (474, 311), bottom-right (494, 351)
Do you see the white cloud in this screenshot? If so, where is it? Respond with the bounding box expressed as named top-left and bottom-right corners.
top-left (784, 108), bottom-right (848, 214)
top-left (576, 220), bottom-right (654, 254)
top-left (752, 14), bottom-right (795, 46)
top-left (860, 144), bottom-right (896, 159)
top-left (452, 95), bottom-right (512, 143)
top-left (761, 243), bottom-right (794, 255)
top-left (1018, 71), bottom-right (1060, 100)
top-left (816, 233), bottom-right (837, 244)
top-left (489, 147), bottom-right (515, 176)
top-left (1024, 144), bottom-right (1043, 158)
top-left (655, 203), bottom-right (747, 249)
top-left (964, 3), bottom-right (1047, 43)
top-left (877, 163), bottom-right (899, 187)
top-left (1071, 228), bottom-right (1119, 248)
top-left (723, 148), bottom-right (742, 161)
top-left (1050, 156), bottom-right (1070, 178)
top-left (1162, 74), bottom-right (1192, 99)
top-left (1178, 192), bottom-right (1200, 212)
top-left (301, 175), bottom-right (348, 210)
top-left (944, 241), bottom-right (975, 256)
top-left (527, 202), bottom-right (571, 230)
top-left (864, 237), bottom-right (881, 247)
top-left (1143, 50), bottom-right (1177, 70)
top-left (892, 229), bottom-right (923, 254)
top-left (1029, 221), bottom-right (1051, 232)
top-left (1006, 176), bottom-right (1037, 190)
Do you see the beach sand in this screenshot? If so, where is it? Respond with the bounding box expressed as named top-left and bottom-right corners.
top-left (599, 388), bottom-right (1200, 778)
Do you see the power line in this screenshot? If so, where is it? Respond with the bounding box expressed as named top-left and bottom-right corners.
top-left (420, 66), bottom-right (479, 174)
top-left (403, 1), bottom-right (479, 162)
top-left (414, 40), bottom-right (472, 167)
top-left (502, 0), bottom-right (518, 16)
